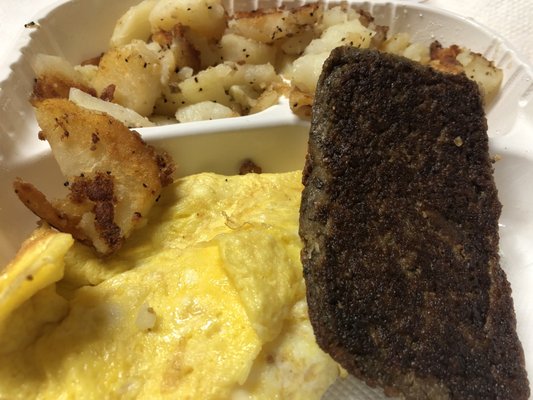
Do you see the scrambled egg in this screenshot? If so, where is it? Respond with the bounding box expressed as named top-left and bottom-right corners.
top-left (0, 171), bottom-right (340, 399)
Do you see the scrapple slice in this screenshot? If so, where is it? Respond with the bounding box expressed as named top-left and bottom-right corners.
top-left (299, 47), bottom-right (529, 399)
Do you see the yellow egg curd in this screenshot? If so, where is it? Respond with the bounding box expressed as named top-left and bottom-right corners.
top-left (0, 171), bottom-right (340, 400)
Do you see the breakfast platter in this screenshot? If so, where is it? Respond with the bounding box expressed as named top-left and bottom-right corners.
top-left (0, 0), bottom-right (532, 398)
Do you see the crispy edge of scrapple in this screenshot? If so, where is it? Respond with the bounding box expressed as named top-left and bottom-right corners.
top-left (299, 46), bottom-right (529, 399)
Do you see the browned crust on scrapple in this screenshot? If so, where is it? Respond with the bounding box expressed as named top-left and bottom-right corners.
top-left (299, 46), bottom-right (529, 399)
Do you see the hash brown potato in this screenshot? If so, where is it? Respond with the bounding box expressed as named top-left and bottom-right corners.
top-left (30, 0), bottom-right (503, 124)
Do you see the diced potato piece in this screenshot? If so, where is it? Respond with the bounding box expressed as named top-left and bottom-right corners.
top-left (177, 62), bottom-right (281, 114)
top-left (184, 33), bottom-right (222, 69)
top-left (74, 64), bottom-right (99, 86)
top-left (178, 63), bottom-right (235, 106)
top-left (157, 48), bottom-right (179, 86)
top-left (228, 82), bottom-right (283, 114)
top-left (289, 52), bottom-right (329, 94)
top-left (92, 40), bottom-right (162, 116)
top-left (370, 24), bottom-right (388, 49)
top-left (109, 0), bottom-right (157, 47)
top-left (289, 87), bottom-right (314, 119)
top-left (69, 88), bottom-right (154, 128)
top-left (228, 9), bottom-right (295, 44)
top-left (229, 84), bottom-right (259, 112)
top-left (149, 0), bottom-right (227, 39)
top-left (289, 17), bottom-right (375, 93)
top-left (229, 4), bottom-right (322, 44)
top-left (381, 32), bottom-right (411, 55)
top-left (402, 42), bottom-right (430, 64)
top-left (290, 3), bottom-right (323, 27)
top-left (458, 50), bottom-right (503, 104)
top-left (233, 63), bottom-right (281, 92)
top-left (178, 62), bottom-right (281, 107)
top-left (249, 86), bottom-right (282, 114)
top-left (176, 101), bottom-right (238, 122)
top-left (320, 5), bottom-right (361, 30)
top-left (304, 19), bottom-right (375, 55)
top-left (32, 54), bottom-right (85, 84)
top-left (173, 34), bottom-right (201, 70)
top-left (288, 16), bottom-right (376, 97)
top-left (219, 33), bottom-right (277, 65)
top-left (176, 66), bottom-right (194, 80)
top-left (31, 54), bottom-right (95, 101)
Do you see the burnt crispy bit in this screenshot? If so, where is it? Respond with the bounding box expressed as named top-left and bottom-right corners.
top-left (299, 47), bottom-right (529, 399)
top-left (69, 172), bottom-right (122, 252)
top-left (239, 159), bottom-right (262, 175)
top-left (155, 152), bottom-right (175, 187)
top-left (99, 84), bottom-right (116, 102)
top-left (229, 3), bottom-right (322, 44)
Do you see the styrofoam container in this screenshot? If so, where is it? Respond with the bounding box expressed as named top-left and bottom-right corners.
top-left (0, 1), bottom-right (532, 398)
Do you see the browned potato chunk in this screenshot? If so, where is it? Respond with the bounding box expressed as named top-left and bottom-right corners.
top-left (149, 0), bottom-right (227, 39)
top-left (151, 25), bottom-right (201, 72)
top-left (175, 101), bottom-right (239, 122)
top-left (31, 54), bottom-right (96, 102)
top-left (228, 3), bottom-right (322, 44)
top-left (15, 99), bottom-right (174, 254)
top-left (228, 8), bottom-right (294, 44)
top-left (92, 40), bottom-right (162, 116)
top-left (288, 87), bottom-right (314, 119)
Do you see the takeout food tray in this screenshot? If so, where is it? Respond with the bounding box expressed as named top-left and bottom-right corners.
top-left (0, 0), bottom-right (532, 398)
